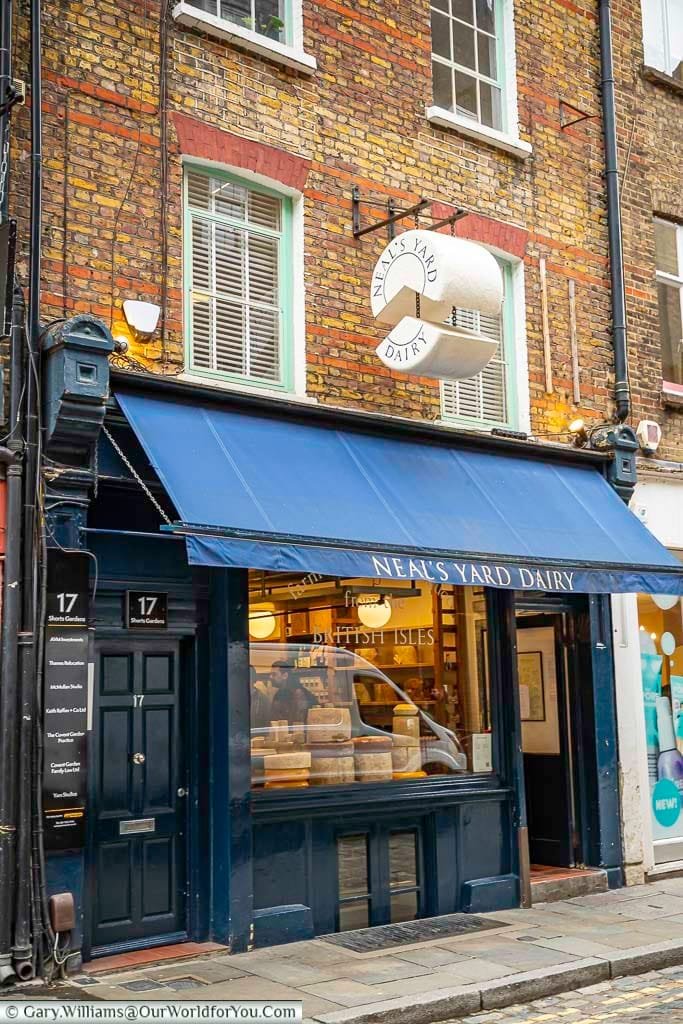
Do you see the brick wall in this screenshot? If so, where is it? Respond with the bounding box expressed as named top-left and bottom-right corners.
top-left (613, 0), bottom-right (683, 463)
top-left (7, 0), bottom-right (622, 438)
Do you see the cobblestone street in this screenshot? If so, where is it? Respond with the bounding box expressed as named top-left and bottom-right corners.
top-left (458, 968), bottom-right (683, 1024)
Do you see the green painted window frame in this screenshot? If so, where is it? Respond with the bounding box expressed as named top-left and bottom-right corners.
top-left (439, 260), bottom-right (519, 430)
top-left (183, 164), bottom-right (295, 393)
top-left (430, 0), bottom-right (508, 134)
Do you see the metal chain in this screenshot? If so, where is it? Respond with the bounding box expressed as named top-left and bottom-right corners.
top-left (101, 424), bottom-right (172, 525)
top-left (93, 434), bottom-right (99, 498)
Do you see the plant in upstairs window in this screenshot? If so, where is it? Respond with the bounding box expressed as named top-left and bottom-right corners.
top-left (188, 0), bottom-right (287, 44)
top-left (239, 13), bottom-right (285, 39)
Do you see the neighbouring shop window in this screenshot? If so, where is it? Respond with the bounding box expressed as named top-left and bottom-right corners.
top-left (638, 592), bottom-right (683, 863)
top-left (441, 261), bottom-right (516, 427)
top-left (430, 0), bottom-right (506, 131)
top-left (249, 572), bottom-right (493, 789)
top-left (184, 167), bottom-right (293, 391)
top-left (654, 219), bottom-right (683, 388)
top-left (642, 0), bottom-right (683, 81)
top-left (186, 0), bottom-right (289, 43)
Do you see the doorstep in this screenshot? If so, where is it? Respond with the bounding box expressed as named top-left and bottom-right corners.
top-left (530, 864), bottom-right (608, 905)
top-left (82, 942), bottom-right (226, 975)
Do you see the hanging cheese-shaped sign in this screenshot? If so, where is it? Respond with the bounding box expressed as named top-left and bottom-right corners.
top-left (370, 229), bottom-right (504, 379)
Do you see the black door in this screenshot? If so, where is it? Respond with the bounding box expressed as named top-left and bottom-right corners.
top-left (517, 615), bottom-right (575, 868)
top-left (88, 638), bottom-right (188, 954)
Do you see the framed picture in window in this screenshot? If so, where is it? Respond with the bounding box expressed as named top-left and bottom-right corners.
top-left (518, 650), bottom-right (545, 722)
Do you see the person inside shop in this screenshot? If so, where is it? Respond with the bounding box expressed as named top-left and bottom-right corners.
top-left (269, 659), bottom-right (317, 725)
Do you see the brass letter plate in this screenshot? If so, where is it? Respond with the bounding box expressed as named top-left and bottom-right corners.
top-left (119, 818), bottom-right (156, 835)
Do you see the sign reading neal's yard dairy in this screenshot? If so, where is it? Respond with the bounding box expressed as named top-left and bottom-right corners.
top-left (44, 551), bottom-right (90, 850)
top-left (370, 229), bottom-right (503, 380)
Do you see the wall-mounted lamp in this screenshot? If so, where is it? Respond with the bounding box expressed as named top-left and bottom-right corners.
top-left (123, 299), bottom-right (161, 336)
top-left (568, 417), bottom-right (588, 447)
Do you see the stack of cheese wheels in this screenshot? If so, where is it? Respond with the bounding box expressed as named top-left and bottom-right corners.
top-left (263, 751), bottom-right (311, 788)
top-left (392, 733), bottom-right (422, 774)
top-left (309, 741), bottom-right (355, 785)
top-left (391, 703), bottom-right (424, 780)
top-left (353, 735), bottom-right (393, 782)
top-left (392, 703), bottom-right (420, 739)
top-left (307, 707), bottom-right (353, 785)
top-left (251, 741), bottom-right (278, 786)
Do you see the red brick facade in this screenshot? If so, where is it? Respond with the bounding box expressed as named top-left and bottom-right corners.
top-left (613, 0), bottom-right (683, 462)
top-left (5, 0), bottom-right (654, 441)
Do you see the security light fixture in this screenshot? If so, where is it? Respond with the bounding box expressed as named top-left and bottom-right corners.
top-left (568, 417), bottom-right (588, 447)
top-left (123, 299), bottom-right (161, 336)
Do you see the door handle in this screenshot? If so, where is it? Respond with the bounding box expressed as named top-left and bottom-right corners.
top-left (131, 752), bottom-right (146, 765)
top-left (177, 787), bottom-right (187, 798)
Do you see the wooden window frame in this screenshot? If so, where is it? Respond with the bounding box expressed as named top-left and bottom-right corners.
top-left (183, 165), bottom-right (295, 393)
top-left (655, 217), bottom-right (683, 394)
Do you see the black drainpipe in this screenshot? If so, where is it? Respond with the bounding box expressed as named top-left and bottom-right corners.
top-left (12, 0), bottom-right (43, 981)
top-left (598, 0), bottom-right (630, 423)
top-left (0, 0), bottom-right (12, 221)
top-left (0, 289), bottom-right (25, 988)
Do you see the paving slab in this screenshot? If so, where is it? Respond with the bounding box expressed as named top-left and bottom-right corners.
top-left (394, 947), bottom-right (475, 968)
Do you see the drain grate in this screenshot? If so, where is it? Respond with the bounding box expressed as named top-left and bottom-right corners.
top-left (320, 913), bottom-right (508, 952)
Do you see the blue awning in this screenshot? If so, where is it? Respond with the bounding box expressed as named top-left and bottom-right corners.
top-left (116, 390), bottom-right (683, 596)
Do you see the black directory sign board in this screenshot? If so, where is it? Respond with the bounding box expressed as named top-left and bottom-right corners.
top-left (125, 591), bottom-right (168, 629)
top-left (43, 550), bottom-right (91, 850)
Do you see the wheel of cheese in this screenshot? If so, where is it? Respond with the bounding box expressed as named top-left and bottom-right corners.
top-left (393, 703), bottom-right (418, 716)
top-left (264, 767), bottom-right (311, 779)
top-left (263, 751), bottom-right (311, 770)
top-left (309, 741), bottom-right (354, 757)
top-left (307, 707), bottom-right (352, 743)
top-left (391, 734), bottom-right (420, 747)
top-left (353, 736), bottom-right (393, 752)
top-left (264, 781), bottom-right (310, 789)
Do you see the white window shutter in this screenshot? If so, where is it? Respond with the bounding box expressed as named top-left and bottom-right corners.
top-left (441, 286), bottom-right (508, 425)
top-left (187, 170), bottom-right (283, 386)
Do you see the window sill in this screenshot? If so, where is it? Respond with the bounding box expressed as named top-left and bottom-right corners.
top-left (641, 64), bottom-right (683, 98)
top-left (426, 106), bottom-right (532, 159)
top-left (662, 383), bottom-right (683, 408)
top-left (178, 370), bottom-right (315, 405)
top-left (172, 2), bottom-right (317, 75)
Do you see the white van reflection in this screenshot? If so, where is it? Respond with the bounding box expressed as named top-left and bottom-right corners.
top-left (250, 643), bottom-right (467, 786)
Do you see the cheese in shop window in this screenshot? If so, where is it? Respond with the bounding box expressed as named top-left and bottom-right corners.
top-left (248, 572), bottom-right (493, 789)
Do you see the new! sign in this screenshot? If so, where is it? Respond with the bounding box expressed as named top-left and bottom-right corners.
top-left (370, 229), bottom-right (503, 380)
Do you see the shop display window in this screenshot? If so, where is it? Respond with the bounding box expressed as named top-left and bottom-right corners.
top-left (249, 572), bottom-right (493, 789)
top-left (638, 593), bottom-right (683, 860)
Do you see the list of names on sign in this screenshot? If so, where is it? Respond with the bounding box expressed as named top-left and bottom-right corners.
top-left (43, 551), bottom-right (90, 850)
